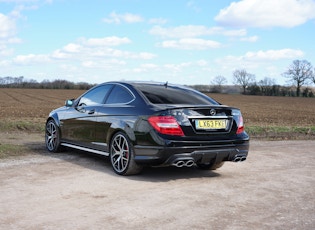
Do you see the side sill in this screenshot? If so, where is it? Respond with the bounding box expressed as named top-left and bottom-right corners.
top-left (61, 143), bottom-right (109, 156)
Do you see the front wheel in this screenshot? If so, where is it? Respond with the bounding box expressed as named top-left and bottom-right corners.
top-left (45, 120), bottom-right (62, 152)
top-left (110, 132), bottom-right (143, 176)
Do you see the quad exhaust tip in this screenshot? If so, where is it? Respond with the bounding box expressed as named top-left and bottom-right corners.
top-left (233, 154), bottom-right (247, 162)
top-left (172, 154), bottom-right (247, 168)
top-left (172, 159), bottom-right (195, 168)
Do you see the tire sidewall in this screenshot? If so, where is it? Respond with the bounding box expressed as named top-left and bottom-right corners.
top-left (110, 131), bottom-right (140, 175)
top-left (45, 120), bottom-right (61, 152)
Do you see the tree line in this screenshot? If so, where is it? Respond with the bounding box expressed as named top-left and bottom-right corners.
top-left (1, 59), bottom-right (314, 97)
top-left (0, 77), bottom-right (94, 90)
top-left (226, 59), bottom-right (315, 97)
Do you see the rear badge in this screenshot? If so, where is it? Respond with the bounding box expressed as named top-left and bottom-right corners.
top-left (210, 109), bottom-right (216, 116)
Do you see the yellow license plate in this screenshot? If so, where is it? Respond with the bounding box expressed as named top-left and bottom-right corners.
top-left (196, 119), bottom-right (227, 129)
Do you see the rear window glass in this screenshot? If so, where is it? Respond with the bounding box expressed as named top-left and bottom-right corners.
top-left (136, 85), bottom-right (218, 105)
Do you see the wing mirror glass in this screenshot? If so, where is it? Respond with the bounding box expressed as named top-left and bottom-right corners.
top-left (65, 99), bottom-right (74, 107)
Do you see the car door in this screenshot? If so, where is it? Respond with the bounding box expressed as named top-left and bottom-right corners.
top-left (60, 84), bottom-right (113, 148)
top-left (93, 84), bottom-right (136, 151)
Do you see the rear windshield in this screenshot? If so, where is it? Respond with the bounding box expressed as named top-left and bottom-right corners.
top-left (135, 84), bottom-right (218, 105)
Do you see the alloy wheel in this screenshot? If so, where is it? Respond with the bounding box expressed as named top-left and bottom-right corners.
top-left (110, 133), bottom-right (130, 174)
top-left (45, 120), bottom-right (59, 152)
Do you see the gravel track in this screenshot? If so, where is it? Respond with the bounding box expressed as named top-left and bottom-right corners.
top-left (0, 136), bottom-right (314, 230)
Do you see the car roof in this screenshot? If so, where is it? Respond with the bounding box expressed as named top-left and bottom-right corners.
top-left (104, 81), bottom-right (192, 90)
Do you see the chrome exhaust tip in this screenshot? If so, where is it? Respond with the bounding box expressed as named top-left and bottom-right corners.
top-left (173, 160), bottom-right (185, 167)
top-left (233, 154), bottom-right (247, 162)
top-left (172, 159), bottom-right (195, 168)
top-left (185, 160), bottom-right (195, 167)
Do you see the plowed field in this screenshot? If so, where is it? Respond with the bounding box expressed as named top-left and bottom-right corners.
top-left (0, 88), bottom-right (315, 138)
top-left (0, 88), bottom-right (83, 121)
top-left (209, 93), bottom-right (315, 127)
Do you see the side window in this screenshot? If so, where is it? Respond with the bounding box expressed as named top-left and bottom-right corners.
top-left (79, 85), bottom-right (112, 106)
top-left (106, 85), bottom-right (134, 104)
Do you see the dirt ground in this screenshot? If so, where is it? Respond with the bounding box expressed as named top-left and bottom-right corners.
top-left (0, 133), bottom-right (314, 230)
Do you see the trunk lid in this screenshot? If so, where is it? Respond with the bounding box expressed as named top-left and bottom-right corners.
top-left (156, 105), bottom-right (241, 136)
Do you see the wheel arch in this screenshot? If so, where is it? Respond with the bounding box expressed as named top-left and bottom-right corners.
top-left (46, 113), bottom-right (61, 127)
top-left (46, 113), bottom-right (62, 139)
top-left (106, 121), bottom-right (136, 149)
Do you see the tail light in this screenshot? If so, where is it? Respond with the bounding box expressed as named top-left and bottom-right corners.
top-left (236, 115), bottom-right (244, 134)
top-left (148, 116), bottom-right (184, 136)
top-left (233, 110), bottom-right (245, 134)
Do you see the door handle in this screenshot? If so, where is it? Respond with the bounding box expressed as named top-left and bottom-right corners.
top-left (88, 109), bottom-right (95, 115)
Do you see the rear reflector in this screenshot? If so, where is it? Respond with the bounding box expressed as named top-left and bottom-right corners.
top-left (148, 116), bottom-right (184, 136)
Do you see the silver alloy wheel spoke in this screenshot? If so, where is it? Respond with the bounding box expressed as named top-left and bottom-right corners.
top-left (46, 121), bottom-right (57, 150)
top-left (111, 134), bottom-right (130, 173)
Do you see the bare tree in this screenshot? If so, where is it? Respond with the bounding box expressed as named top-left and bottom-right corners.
top-left (283, 60), bottom-right (313, 97)
top-left (211, 75), bottom-right (227, 93)
top-left (233, 69), bottom-right (255, 94)
top-left (311, 67), bottom-right (315, 85)
top-left (258, 77), bottom-right (276, 95)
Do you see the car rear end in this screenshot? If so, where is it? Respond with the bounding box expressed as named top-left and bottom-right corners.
top-left (146, 105), bottom-right (249, 166)
top-left (131, 82), bottom-right (249, 168)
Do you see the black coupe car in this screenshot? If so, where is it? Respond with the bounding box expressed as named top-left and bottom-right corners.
top-left (45, 81), bottom-right (249, 175)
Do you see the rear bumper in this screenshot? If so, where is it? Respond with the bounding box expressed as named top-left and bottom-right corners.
top-left (134, 139), bottom-right (249, 166)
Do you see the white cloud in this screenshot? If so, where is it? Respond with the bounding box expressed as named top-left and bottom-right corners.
top-left (186, 0), bottom-right (201, 12)
top-left (0, 13), bottom-right (16, 38)
top-left (13, 54), bottom-right (50, 65)
top-left (63, 43), bottom-right (81, 53)
top-left (103, 11), bottom-right (144, 24)
top-left (148, 18), bottom-right (167, 25)
top-left (240, 36), bottom-right (259, 42)
top-left (216, 49), bottom-right (304, 72)
top-left (243, 49), bottom-right (304, 61)
top-left (51, 49), bottom-right (72, 59)
top-left (50, 36), bottom-right (154, 61)
top-left (160, 38), bottom-right (221, 50)
top-left (81, 59), bottom-right (126, 68)
top-left (164, 62), bottom-right (192, 72)
top-left (215, 0), bottom-right (315, 28)
top-left (150, 25), bottom-right (246, 38)
top-left (196, 60), bottom-right (208, 66)
top-left (0, 12), bottom-right (22, 58)
top-left (219, 48), bottom-right (304, 63)
top-left (130, 63), bottom-right (159, 73)
top-left (83, 37), bottom-right (131, 46)
top-left (12, 35), bottom-right (155, 67)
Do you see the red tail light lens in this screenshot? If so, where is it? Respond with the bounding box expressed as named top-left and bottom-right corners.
top-left (148, 116), bottom-right (184, 136)
top-left (236, 115), bottom-right (244, 134)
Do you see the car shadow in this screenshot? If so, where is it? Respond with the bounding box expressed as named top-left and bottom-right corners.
top-left (27, 143), bottom-right (221, 182)
top-left (132, 166), bottom-right (221, 182)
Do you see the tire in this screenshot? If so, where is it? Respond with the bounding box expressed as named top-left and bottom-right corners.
top-left (45, 120), bottom-right (62, 152)
top-left (197, 162), bottom-right (224, 170)
top-left (110, 132), bottom-right (143, 176)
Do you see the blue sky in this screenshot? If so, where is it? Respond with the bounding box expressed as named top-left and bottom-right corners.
top-left (1, 0), bottom-right (315, 85)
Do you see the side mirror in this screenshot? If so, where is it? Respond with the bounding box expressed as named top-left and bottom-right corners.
top-left (65, 99), bottom-right (74, 107)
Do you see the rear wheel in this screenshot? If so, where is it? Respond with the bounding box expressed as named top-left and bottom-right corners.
top-left (197, 162), bottom-right (224, 170)
top-left (110, 132), bottom-right (143, 176)
top-left (45, 120), bottom-right (62, 152)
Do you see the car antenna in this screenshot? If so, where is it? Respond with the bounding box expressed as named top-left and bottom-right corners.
top-left (164, 81), bottom-right (168, 88)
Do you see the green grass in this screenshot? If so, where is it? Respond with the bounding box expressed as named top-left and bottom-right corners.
top-left (0, 121), bottom-right (314, 159)
top-left (246, 126), bottom-right (315, 140)
top-left (0, 143), bottom-right (27, 158)
top-left (0, 120), bottom-right (44, 132)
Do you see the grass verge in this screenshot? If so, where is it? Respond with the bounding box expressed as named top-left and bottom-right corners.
top-left (0, 120), bottom-right (44, 132)
top-left (0, 143), bottom-right (27, 158)
top-left (1, 122), bottom-right (315, 158)
top-left (247, 126), bottom-right (315, 140)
